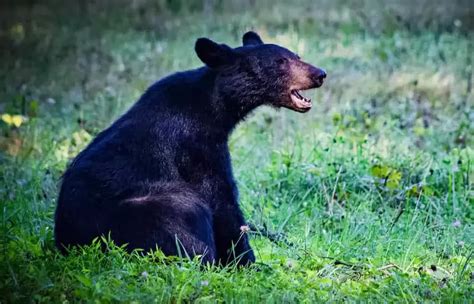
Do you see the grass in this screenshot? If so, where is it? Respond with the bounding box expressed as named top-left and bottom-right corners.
top-left (1, 0), bottom-right (473, 302)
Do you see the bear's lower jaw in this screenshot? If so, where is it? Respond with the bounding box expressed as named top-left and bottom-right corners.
top-left (285, 90), bottom-right (312, 112)
top-left (283, 103), bottom-right (311, 113)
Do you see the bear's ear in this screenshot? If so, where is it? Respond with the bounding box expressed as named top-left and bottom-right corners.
top-left (242, 31), bottom-right (264, 46)
top-left (195, 38), bottom-right (236, 69)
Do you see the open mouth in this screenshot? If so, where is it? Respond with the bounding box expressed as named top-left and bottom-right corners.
top-left (289, 89), bottom-right (313, 112)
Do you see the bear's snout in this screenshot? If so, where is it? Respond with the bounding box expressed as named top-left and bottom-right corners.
top-left (290, 61), bottom-right (327, 90)
top-left (282, 61), bottom-right (327, 113)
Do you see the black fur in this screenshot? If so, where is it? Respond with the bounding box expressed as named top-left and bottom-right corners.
top-left (55, 31), bottom-right (326, 266)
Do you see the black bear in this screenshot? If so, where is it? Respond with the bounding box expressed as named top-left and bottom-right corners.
top-left (54, 31), bottom-right (326, 266)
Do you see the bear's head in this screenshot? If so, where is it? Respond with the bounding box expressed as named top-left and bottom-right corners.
top-left (195, 31), bottom-right (326, 114)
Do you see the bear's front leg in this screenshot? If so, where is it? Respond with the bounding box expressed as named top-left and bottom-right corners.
top-left (213, 203), bottom-right (255, 266)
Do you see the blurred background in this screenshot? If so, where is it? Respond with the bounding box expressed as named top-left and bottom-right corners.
top-left (0, 0), bottom-right (472, 147)
top-left (1, 1), bottom-right (473, 126)
top-left (1, 0), bottom-right (472, 176)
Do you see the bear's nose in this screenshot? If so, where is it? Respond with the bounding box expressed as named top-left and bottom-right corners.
top-left (317, 69), bottom-right (327, 80)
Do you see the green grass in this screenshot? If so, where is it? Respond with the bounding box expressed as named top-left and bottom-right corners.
top-left (1, 0), bottom-right (473, 302)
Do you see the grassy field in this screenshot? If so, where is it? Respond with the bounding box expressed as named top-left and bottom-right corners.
top-left (1, 0), bottom-right (473, 302)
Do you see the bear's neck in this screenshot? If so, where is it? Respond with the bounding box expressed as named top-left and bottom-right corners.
top-left (210, 91), bottom-right (262, 134)
top-left (211, 71), bottom-right (264, 132)
top-left (189, 68), bottom-right (262, 134)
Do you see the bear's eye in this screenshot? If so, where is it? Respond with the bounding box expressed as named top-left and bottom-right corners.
top-left (275, 58), bottom-right (287, 65)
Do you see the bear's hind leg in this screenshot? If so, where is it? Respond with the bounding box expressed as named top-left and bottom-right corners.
top-left (113, 187), bottom-right (216, 264)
